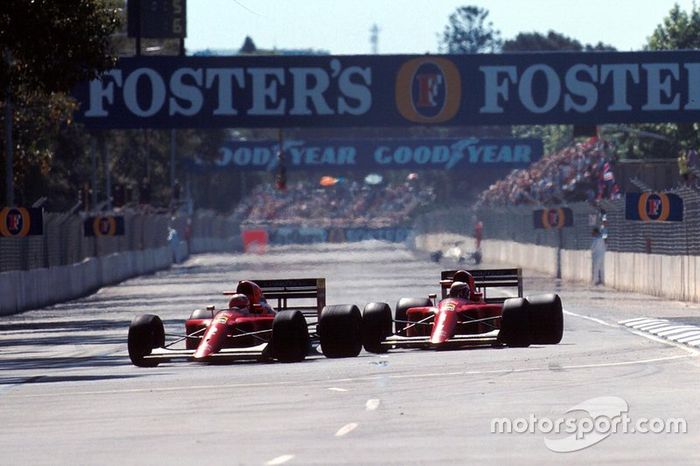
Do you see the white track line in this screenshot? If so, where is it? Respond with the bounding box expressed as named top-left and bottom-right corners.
top-left (266, 454), bottom-right (295, 465)
top-left (563, 310), bottom-right (617, 328)
top-left (335, 423), bottom-right (358, 437)
top-left (365, 399), bottom-right (380, 411)
top-left (327, 387), bottom-right (348, 392)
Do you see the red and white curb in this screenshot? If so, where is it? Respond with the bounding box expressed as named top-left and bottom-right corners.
top-left (619, 317), bottom-right (700, 347)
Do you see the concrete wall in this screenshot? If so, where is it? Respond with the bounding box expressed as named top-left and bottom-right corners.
top-left (0, 247), bottom-right (172, 316)
top-left (0, 232), bottom-right (245, 316)
top-left (414, 233), bottom-right (700, 303)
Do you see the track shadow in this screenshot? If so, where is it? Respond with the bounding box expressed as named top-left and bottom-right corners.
top-left (0, 373), bottom-right (144, 385)
top-left (0, 354), bottom-right (132, 371)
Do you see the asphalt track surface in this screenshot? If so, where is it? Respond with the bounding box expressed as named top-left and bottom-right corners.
top-left (1, 241), bottom-right (699, 465)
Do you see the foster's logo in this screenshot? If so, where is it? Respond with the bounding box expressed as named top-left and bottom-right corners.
top-left (638, 192), bottom-right (670, 221)
top-left (0, 207), bottom-right (31, 237)
top-left (395, 57), bottom-right (461, 124)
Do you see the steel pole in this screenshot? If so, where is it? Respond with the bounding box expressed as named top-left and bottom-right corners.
top-left (4, 81), bottom-right (13, 206)
top-left (91, 135), bottom-right (98, 209)
top-left (170, 128), bottom-right (176, 188)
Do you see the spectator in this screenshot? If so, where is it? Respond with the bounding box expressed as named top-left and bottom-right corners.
top-left (476, 137), bottom-right (621, 208)
top-left (233, 178), bottom-right (434, 229)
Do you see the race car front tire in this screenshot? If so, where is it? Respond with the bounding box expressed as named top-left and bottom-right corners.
top-left (526, 294), bottom-right (563, 344)
top-left (319, 304), bottom-right (362, 358)
top-left (128, 314), bottom-right (165, 367)
top-left (271, 310), bottom-right (309, 363)
top-left (362, 302), bottom-right (392, 353)
top-left (497, 298), bottom-right (530, 347)
top-left (395, 297), bottom-right (432, 336)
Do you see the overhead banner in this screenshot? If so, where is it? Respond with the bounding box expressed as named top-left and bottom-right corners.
top-left (188, 137), bottom-right (542, 172)
top-left (533, 207), bottom-right (574, 229)
top-left (0, 207), bottom-right (43, 237)
top-left (73, 51), bottom-right (700, 129)
top-left (625, 192), bottom-right (683, 221)
top-left (83, 216), bottom-right (126, 237)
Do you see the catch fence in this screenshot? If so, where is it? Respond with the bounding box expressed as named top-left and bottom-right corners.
top-left (414, 186), bottom-right (700, 256)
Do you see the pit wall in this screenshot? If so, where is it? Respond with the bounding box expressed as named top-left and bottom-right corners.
top-left (413, 234), bottom-right (700, 303)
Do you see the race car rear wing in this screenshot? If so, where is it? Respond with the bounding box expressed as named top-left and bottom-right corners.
top-left (440, 269), bottom-right (522, 303)
top-left (251, 278), bottom-right (326, 319)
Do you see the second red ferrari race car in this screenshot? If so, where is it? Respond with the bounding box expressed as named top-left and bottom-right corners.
top-left (127, 278), bottom-right (364, 366)
top-left (360, 268), bottom-right (563, 352)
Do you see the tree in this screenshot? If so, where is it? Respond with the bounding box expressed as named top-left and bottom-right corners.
top-left (439, 6), bottom-right (502, 54)
top-left (648, 3), bottom-right (700, 50)
top-left (503, 31), bottom-right (583, 52)
top-left (503, 31), bottom-right (616, 53)
top-left (0, 0), bottom-right (120, 94)
top-left (0, 0), bottom-right (120, 206)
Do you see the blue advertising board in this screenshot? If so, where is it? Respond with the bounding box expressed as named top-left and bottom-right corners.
top-left (625, 192), bottom-right (683, 222)
top-left (188, 137), bottom-right (542, 172)
top-left (73, 51), bottom-right (700, 129)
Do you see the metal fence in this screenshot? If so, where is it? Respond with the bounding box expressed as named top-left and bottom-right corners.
top-left (0, 209), bottom-right (241, 273)
top-left (413, 186), bottom-right (700, 256)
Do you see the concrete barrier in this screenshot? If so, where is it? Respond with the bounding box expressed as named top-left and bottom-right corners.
top-left (0, 246), bottom-right (173, 316)
top-left (413, 233), bottom-right (700, 303)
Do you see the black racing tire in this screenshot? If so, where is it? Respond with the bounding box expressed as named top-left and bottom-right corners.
top-left (394, 297), bottom-right (432, 336)
top-left (128, 314), bottom-right (165, 367)
top-left (362, 302), bottom-right (392, 353)
top-left (526, 294), bottom-right (564, 344)
top-left (189, 308), bottom-right (214, 320)
top-left (498, 298), bottom-right (530, 347)
top-left (319, 304), bottom-right (362, 358)
top-left (271, 310), bottom-right (310, 363)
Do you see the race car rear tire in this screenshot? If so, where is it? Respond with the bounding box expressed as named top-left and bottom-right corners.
top-left (272, 310), bottom-right (309, 363)
top-left (362, 302), bottom-right (392, 353)
top-left (319, 304), bottom-right (362, 358)
top-left (526, 294), bottom-right (563, 344)
top-left (128, 314), bottom-right (165, 367)
top-left (395, 297), bottom-right (432, 336)
top-left (497, 298), bottom-right (530, 347)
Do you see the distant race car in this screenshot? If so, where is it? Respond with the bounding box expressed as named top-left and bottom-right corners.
top-left (361, 268), bottom-right (563, 352)
top-left (430, 241), bottom-right (482, 266)
top-left (127, 278), bottom-right (364, 367)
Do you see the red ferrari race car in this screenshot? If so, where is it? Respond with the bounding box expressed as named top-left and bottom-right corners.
top-left (360, 268), bottom-right (563, 352)
top-left (127, 278), bottom-right (364, 367)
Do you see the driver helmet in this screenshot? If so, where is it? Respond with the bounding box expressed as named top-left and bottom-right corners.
top-left (448, 281), bottom-right (470, 300)
top-left (228, 293), bottom-right (250, 310)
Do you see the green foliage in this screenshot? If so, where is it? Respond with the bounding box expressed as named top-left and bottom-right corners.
top-left (647, 3), bottom-right (700, 50)
top-left (503, 31), bottom-right (616, 52)
top-left (0, 0), bottom-right (120, 94)
top-left (604, 2), bottom-right (700, 160)
top-left (439, 6), bottom-right (502, 54)
top-left (512, 125), bottom-right (573, 155)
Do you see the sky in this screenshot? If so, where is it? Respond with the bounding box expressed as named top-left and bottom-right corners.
top-left (184, 0), bottom-right (698, 55)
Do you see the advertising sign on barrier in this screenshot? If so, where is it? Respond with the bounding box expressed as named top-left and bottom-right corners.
top-left (533, 208), bottom-right (574, 229)
top-left (73, 51), bottom-right (700, 129)
top-left (83, 216), bottom-right (126, 237)
top-left (245, 226), bottom-right (411, 246)
top-left (189, 138), bottom-right (542, 172)
top-left (0, 207), bottom-right (43, 237)
top-left (268, 227), bottom-right (328, 245)
top-left (625, 192), bottom-right (683, 222)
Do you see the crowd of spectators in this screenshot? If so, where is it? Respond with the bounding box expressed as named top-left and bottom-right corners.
top-left (476, 137), bottom-right (621, 208)
top-left (233, 177), bottom-right (435, 228)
